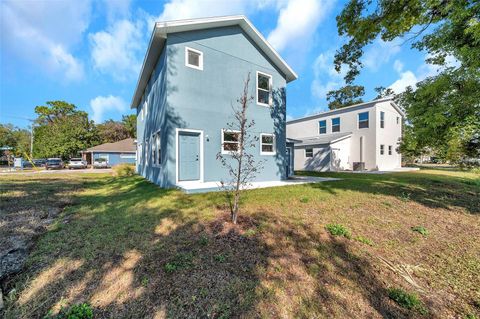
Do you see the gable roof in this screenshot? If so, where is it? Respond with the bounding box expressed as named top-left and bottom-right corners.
top-left (131, 15), bottom-right (298, 108)
top-left (83, 138), bottom-right (136, 153)
top-left (287, 97), bottom-right (405, 124)
top-left (294, 132), bottom-right (353, 146)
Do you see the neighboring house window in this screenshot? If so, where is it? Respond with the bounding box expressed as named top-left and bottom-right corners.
top-left (256, 71), bottom-right (272, 106)
top-left (397, 116), bottom-right (400, 124)
top-left (305, 148), bottom-right (313, 158)
top-left (260, 133), bottom-right (275, 155)
top-left (380, 111), bottom-right (385, 128)
top-left (319, 120), bottom-right (327, 134)
top-left (388, 145), bottom-right (393, 155)
top-left (185, 47), bottom-right (203, 70)
top-left (358, 112), bottom-right (369, 129)
top-left (332, 117), bottom-right (340, 133)
top-left (222, 129), bottom-right (240, 153)
top-left (380, 144), bottom-right (385, 155)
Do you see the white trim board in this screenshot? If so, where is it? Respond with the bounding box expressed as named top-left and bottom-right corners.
top-left (175, 128), bottom-right (204, 184)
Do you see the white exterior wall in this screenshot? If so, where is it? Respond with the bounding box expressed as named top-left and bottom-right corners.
top-left (294, 146), bottom-right (330, 171)
top-left (330, 137), bottom-right (351, 171)
top-left (375, 102), bottom-right (402, 170)
top-left (287, 99), bottom-right (403, 171)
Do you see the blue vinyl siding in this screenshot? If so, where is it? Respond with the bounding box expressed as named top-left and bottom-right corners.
top-left (93, 152), bottom-right (135, 166)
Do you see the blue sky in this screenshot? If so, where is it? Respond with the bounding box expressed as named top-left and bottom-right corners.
top-left (1, 0), bottom-right (436, 129)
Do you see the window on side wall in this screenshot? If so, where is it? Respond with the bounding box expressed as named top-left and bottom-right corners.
top-left (380, 144), bottom-right (385, 155)
top-left (137, 143), bottom-right (142, 163)
top-left (358, 112), bottom-right (369, 129)
top-left (332, 117), bottom-right (340, 133)
top-left (397, 116), bottom-right (400, 124)
top-left (319, 120), bottom-right (327, 134)
top-left (152, 132), bottom-right (161, 166)
top-left (305, 148), bottom-right (313, 158)
top-left (380, 111), bottom-right (385, 128)
top-left (185, 47), bottom-right (203, 70)
top-left (388, 145), bottom-right (393, 155)
top-left (222, 130), bottom-right (240, 154)
top-left (260, 134), bottom-right (275, 155)
top-left (257, 71), bottom-right (272, 106)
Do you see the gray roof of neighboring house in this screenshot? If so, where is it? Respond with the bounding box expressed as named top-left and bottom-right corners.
top-left (287, 97), bottom-right (405, 124)
top-left (286, 138), bottom-right (302, 144)
top-left (131, 15), bottom-right (298, 108)
top-left (83, 138), bottom-right (136, 153)
top-left (294, 132), bottom-right (352, 146)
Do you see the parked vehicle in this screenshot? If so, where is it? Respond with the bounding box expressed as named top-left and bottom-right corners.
top-left (93, 158), bottom-right (109, 169)
top-left (22, 160), bottom-right (33, 168)
top-left (45, 158), bottom-right (64, 170)
top-left (68, 158), bottom-right (87, 169)
top-left (33, 159), bottom-right (46, 167)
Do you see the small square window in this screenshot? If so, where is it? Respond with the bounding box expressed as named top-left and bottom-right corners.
top-left (332, 117), bottom-right (340, 133)
top-left (388, 145), bottom-right (393, 155)
top-left (305, 148), bottom-right (313, 158)
top-left (380, 144), bottom-right (385, 155)
top-left (185, 47), bottom-right (203, 70)
top-left (358, 112), bottom-right (369, 129)
top-left (260, 134), bottom-right (275, 155)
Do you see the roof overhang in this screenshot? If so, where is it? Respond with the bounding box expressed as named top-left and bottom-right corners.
top-left (130, 15), bottom-right (298, 108)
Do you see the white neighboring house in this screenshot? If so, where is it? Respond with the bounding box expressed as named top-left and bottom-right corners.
top-left (286, 97), bottom-right (404, 171)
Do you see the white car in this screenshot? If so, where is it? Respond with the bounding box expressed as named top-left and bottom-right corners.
top-left (93, 158), bottom-right (110, 169)
top-left (68, 158), bottom-right (87, 169)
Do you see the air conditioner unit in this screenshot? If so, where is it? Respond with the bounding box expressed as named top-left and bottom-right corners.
top-left (353, 162), bottom-right (365, 171)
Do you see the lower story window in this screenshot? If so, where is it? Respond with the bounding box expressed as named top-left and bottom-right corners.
top-left (388, 145), bottom-right (393, 155)
top-left (152, 132), bottom-right (161, 165)
top-left (305, 148), bottom-right (313, 158)
top-left (260, 133), bottom-right (275, 155)
top-left (222, 130), bottom-right (240, 153)
top-left (380, 144), bottom-right (385, 155)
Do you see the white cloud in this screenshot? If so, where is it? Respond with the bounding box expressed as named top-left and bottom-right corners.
top-left (389, 70), bottom-right (418, 93)
top-left (158, 0), bottom-right (253, 21)
top-left (363, 38), bottom-right (401, 71)
top-left (0, 0), bottom-right (90, 81)
top-left (393, 60), bottom-right (404, 73)
top-left (102, 0), bottom-right (132, 22)
top-left (267, 0), bottom-right (334, 52)
top-left (90, 95), bottom-right (128, 123)
top-left (310, 50), bottom-right (344, 100)
top-left (89, 19), bottom-right (145, 81)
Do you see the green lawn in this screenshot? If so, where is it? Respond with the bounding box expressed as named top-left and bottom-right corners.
top-left (1, 169), bottom-right (479, 318)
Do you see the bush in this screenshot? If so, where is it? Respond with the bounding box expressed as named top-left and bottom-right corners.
top-left (112, 163), bottom-right (135, 177)
top-left (325, 224), bottom-right (351, 239)
top-left (46, 303), bottom-right (93, 319)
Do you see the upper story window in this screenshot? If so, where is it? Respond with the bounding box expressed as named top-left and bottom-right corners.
top-left (185, 47), bottom-right (203, 70)
top-left (397, 116), bottom-right (400, 124)
top-left (332, 117), bottom-right (340, 133)
top-left (305, 148), bottom-right (313, 158)
top-left (358, 112), bottom-right (369, 129)
top-left (257, 71), bottom-right (272, 107)
top-left (221, 129), bottom-right (240, 154)
top-left (260, 134), bottom-right (275, 155)
top-left (380, 111), bottom-right (385, 128)
top-left (319, 120), bottom-right (327, 134)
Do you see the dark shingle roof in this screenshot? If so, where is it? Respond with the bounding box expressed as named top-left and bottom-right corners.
top-left (84, 138), bottom-right (136, 153)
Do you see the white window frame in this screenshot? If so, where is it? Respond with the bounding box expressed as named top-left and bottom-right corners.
top-left (256, 71), bottom-right (272, 107)
top-left (380, 111), bottom-right (385, 128)
top-left (185, 46), bottom-right (203, 70)
top-left (380, 144), bottom-right (385, 155)
top-left (221, 129), bottom-right (241, 155)
top-left (358, 112), bottom-right (369, 129)
top-left (152, 131), bottom-right (161, 167)
top-left (332, 117), bottom-right (340, 133)
top-left (318, 120), bottom-right (327, 134)
top-left (388, 145), bottom-right (393, 155)
top-left (260, 133), bottom-right (276, 155)
top-left (305, 148), bottom-right (313, 158)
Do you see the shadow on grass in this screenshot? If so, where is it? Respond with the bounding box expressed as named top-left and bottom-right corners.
top-left (3, 174), bottom-right (436, 318)
top-left (297, 170), bottom-right (480, 214)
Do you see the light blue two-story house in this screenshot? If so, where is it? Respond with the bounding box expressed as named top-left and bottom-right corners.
top-left (131, 16), bottom-right (297, 192)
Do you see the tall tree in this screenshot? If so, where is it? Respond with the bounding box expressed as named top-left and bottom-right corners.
top-left (216, 74), bottom-right (264, 224)
top-left (122, 114), bottom-right (137, 138)
top-left (334, 0), bottom-right (480, 160)
top-left (326, 85), bottom-right (365, 109)
top-left (33, 101), bottom-right (99, 159)
top-left (0, 124), bottom-right (31, 157)
top-left (97, 120), bottom-right (130, 143)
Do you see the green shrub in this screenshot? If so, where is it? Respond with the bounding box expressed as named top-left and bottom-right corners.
top-left (299, 197), bottom-right (309, 203)
top-left (112, 163), bottom-right (135, 177)
top-left (325, 224), bottom-right (351, 239)
top-left (411, 226), bottom-right (429, 236)
top-left (46, 303), bottom-right (93, 319)
top-left (388, 288), bottom-right (427, 314)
